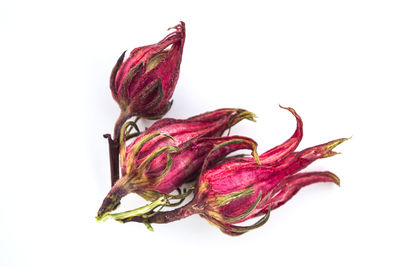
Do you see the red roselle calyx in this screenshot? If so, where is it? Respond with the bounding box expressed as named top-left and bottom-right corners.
top-left (116, 107), bottom-right (347, 236)
top-left (96, 108), bottom-right (256, 220)
top-left (110, 22), bottom-right (185, 120)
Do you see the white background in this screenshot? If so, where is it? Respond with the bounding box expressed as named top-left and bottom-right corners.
top-left (1, 1), bottom-right (399, 266)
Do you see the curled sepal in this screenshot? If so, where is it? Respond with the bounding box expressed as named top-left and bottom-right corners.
top-left (168, 186), bottom-right (194, 200)
top-left (223, 190), bottom-right (263, 224)
top-left (266, 171), bottom-right (340, 211)
top-left (118, 63), bottom-right (144, 109)
top-left (110, 50), bottom-right (126, 95)
top-left (164, 186), bottom-right (194, 207)
top-left (123, 144), bottom-right (178, 189)
top-left (119, 120), bottom-right (141, 167)
top-left (226, 111), bottom-right (257, 136)
top-left (125, 132), bottom-right (175, 174)
top-left (137, 145), bottom-right (179, 179)
top-left (230, 111), bottom-right (257, 124)
top-left (200, 138), bottom-right (260, 177)
top-left (258, 105), bottom-right (303, 164)
top-left (213, 188), bottom-right (254, 207)
top-left (205, 208), bottom-right (271, 236)
top-left (225, 208), bottom-right (271, 235)
top-left (123, 119), bottom-right (141, 140)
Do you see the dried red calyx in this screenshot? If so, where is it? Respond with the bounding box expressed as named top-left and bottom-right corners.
top-left (107, 107), bottom-right (347, 236)
top-left (110, 22), bottom-right (186, 119)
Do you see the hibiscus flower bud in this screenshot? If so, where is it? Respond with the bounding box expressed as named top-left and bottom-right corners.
top-left (96, 108), bottom-right (257, 220)
top-left (110, 22), bottom-right (185, 119)
top-left (195, 139), bottom-right (345, 236)
top-left (114, 107), bottom-right (348, 236)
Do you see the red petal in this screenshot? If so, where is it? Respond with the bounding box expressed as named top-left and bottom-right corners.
top-left (258, 106), bottom-right (303, 164)
top-left (262, 137), bottom-right (348, 179)
top-left (265, 171), bottom-right (340, 211)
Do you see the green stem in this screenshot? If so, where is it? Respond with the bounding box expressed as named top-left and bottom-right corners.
top-left (108, 196), bottom-right (168, 221)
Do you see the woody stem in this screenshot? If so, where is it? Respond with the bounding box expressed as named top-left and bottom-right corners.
top-left (104, 111), bottom-right (131, 187)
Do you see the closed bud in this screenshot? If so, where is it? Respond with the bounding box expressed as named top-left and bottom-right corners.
top-left (110, 22), bottom-right (185, 119)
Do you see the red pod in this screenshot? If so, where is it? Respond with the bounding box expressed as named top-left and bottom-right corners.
top-left (118, 107), bottom-right (347, 236)
top-left (97, 109), bottom-right (256, 219)
top-left (196, 138), bottom-right (345, 236)
top-left (110, 22), bottom-right (185, 119)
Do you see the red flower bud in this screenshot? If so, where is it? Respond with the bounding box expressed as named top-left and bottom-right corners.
top-left (194, 107), bottom-right (346, 235)
top-left (110, 22), bottom-right (185, 119)
top-left (115, 107), bottom-right (347, 236)
top-left (197, 138), bottom-right (345, 236)
top-left (97, 108), bottom-right (256, 219)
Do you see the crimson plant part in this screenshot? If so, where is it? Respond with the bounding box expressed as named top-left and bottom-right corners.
top-left (110, 21), bottom-right (185, 120)
top-left (96, 109), bottom-right (257, 220)
top-left (194, 138), bottom-right (345, 236)
top-left (115, 107), bottom-right (347, 236)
